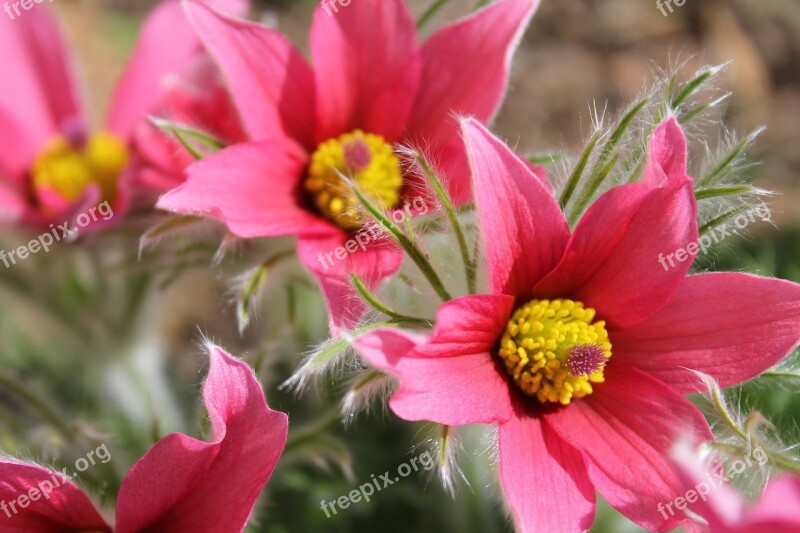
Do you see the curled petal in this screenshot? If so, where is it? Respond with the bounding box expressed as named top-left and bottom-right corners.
top-left (116, 346), bottom-right (288, 533)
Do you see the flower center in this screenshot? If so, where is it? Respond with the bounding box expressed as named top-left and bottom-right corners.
top-left (304, 130), bottom-right (403, 231)
top-left (31, 132), bottom-right (128, 203)
top-left (497, 299), bottom-right (612, 405)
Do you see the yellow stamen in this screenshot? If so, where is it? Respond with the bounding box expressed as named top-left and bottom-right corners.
top-left (304, 130), bottom-right (403, 231)
top-left (497, 299), bottom-right (612, 405)
top-left (32, 133), bottom-right (128, 203)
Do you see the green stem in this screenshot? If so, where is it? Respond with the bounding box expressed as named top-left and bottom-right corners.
top-left (284, 407), bottom-right (343, 453)
top-left (0, 373), bottom-right (75, 442)
top-left (415, 154), bottom-right (477, 294)
top-left (710, 386), bottom-right (748, 441)
top-left (353, 187), bottom-right (452, 301)
top-left (710, 443), bottom-right (800, 475)
top-left (417, 0), bottom-right (453, 29)
top-left (351, 275), bottom-right (432, 328)
top-left (0, 268), bottom-right (95, 344)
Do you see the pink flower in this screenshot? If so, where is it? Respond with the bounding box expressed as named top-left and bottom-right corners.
top-left (132, 56), bottom-right (249, 193)
top-left (0, 0), bottom-right (246, 229)
top-left (157, 0), bottom-right (540, 332)
top-left (353, 118), bottom-right (800, 532)
top-left (0, 346), bottom-right (288, 532)
top-left (674, 443), bottom-right (800, 532)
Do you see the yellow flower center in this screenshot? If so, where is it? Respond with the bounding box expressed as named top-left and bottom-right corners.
top-left (304, 130), bottom-right (403, 231)
top-left (31, 132), bottom-right (128, 203)
top-left (498, 299), bottom-right (612, 405)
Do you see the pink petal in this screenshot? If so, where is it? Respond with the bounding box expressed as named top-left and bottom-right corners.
top-left (642, 117), bottom-right (691, 186)
top-left (131, 120), bottom-right (194, 192)
top-left (534, 120), bottom-right (696, 329)
top-left (425, 293), bottom-right (516, 357)
top-left (0, 460), bottom-right (110, 532)
top-left (108, 0), bottom-right (201, 139)
top-left (545, 364), bottom-right (714, 532)
top-left (159, 58), bottom-right (248, 145)
top-left (0, 107), bottom-right (38, 183)
top-left (157, 140), bottom-right (333, 238)
top-left (0, 181), bottom-right (28, 224)
top-left (0, 6), bottom-right (84, 149)
top-left (116, 346), bottom-right (288, 533)
top-left (671, 439), bottom-right (747, 530)
top-left (498, 402), bottom-right (595, 532)
top-left (462, 118), bottom-right (569, 298)
top-left (745, 477), bottom-right (800, 531)
top-left (297, 232), bottom-right (403, 333)
top-left (354, 294), bottom-right (516, 425)
top-left (408, 0), bottom-right (539, 154)
top-left (614, 273), bottom-right (800, 393)
top-left (184, 0), bottom-right (316, 147)
top-left (310, 0), bottom-right (421, 142)
top-left (132, 58), bottom-right (247, 192)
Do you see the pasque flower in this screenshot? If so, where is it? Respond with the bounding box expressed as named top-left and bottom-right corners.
top-left (674, 443), bottom-right (800, 532)
top-left (0, 346), bottom-right (288, 532)
top-left (157, 0), bottom-right (539, 332)
top-left (0, 0), bottom-right (247, 229)
top-left (692, 476), bottom-right (800, 533)
top-left (353, 118), bottom-right (800, 532)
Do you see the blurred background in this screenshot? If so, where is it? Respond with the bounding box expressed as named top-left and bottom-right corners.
top-left (2, 0), bottom-right (798, 531)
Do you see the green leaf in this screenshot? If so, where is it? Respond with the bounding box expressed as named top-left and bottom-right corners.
top-left (699, 205), bottom-right (750, 235)
top-left (150, 117), bottom-right (226, 159)
top-left (699, 128), bottom-right (764, 187)
top-left (671, 63), bottom-right (727, 109)
top-left (237, 252), bottom-right (294, 333)
top-left (695, 185), bottom-right (753, 201)
top-left (559, 130), bottom-right (601, 210)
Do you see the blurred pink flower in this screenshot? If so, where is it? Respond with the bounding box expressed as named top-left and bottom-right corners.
top-left (0, 0), bottom-right (247, 229)
top-left (0, 346), bottom-right (288, 533)
top-left (353, 118), bottom-right (800, 532)
top-left (157, 0), bottom-right (540, 332)
top-left (674, 442), bottom-right (800, 533)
